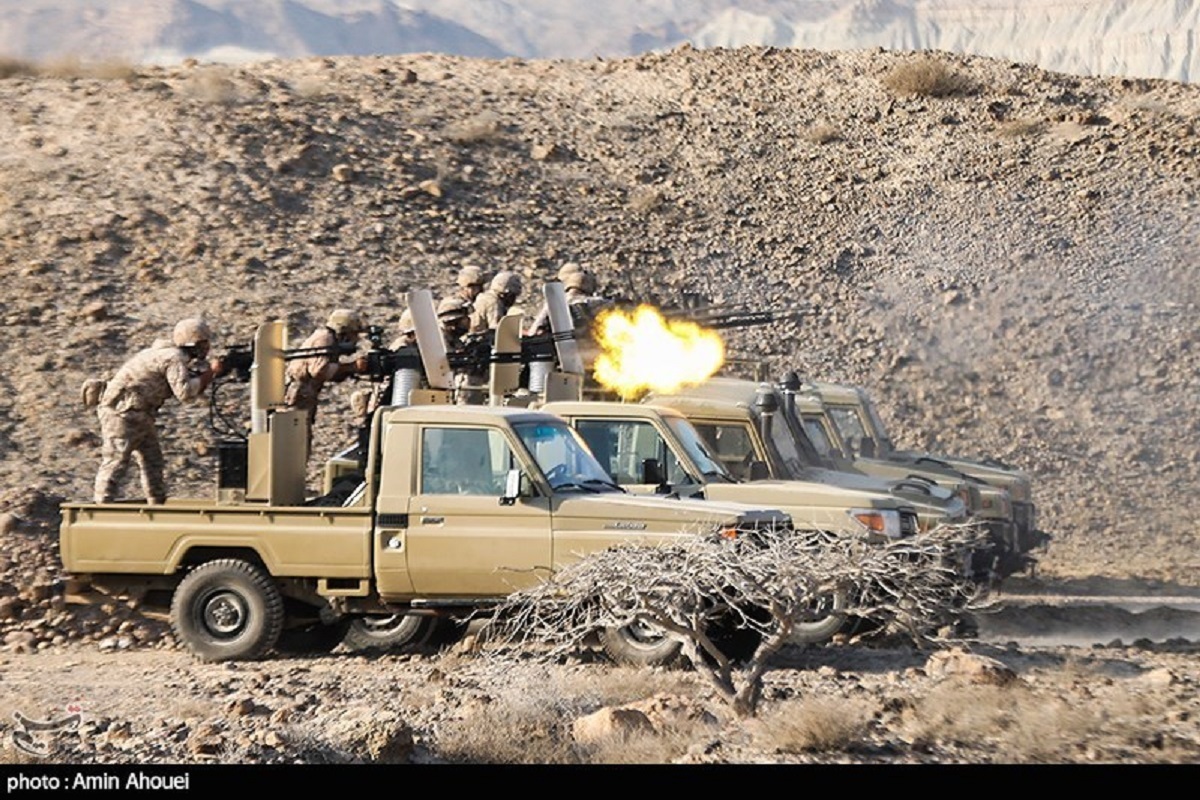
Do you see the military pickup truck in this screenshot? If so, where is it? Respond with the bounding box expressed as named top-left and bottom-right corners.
top-left (541, 400), bottom-right (929, 643)
top-left (59, 324), bottom-right (792, 667)
top-left (778, 384), bottom-right (1024, 581)
top-left (800, 379), bottom-right (1047, 574)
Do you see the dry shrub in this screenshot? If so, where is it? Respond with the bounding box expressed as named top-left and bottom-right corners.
top-left (757, 696), bottom-right (874, 753)
top-left (289, 76), bottom-right (332, 100)
top-left (883, 57), bottom-right (977, 98)
top-left (433, 663), bottom-right (704, 764)
top-left (997, 118), bottom-right (1045, 138)
top-left (446, 111), bottom-right (504, 144)
top-left (86, 59), bottom-right (137, 81)
top-left (0, 58), bottom-right (36, 79)
top-left (629, 187), bottom-right (663, 214)
top-left (183, 68), bottom-right (240, 104)
top-left (806, 123), bottom-right (842, 144)
top-left (902, 680), bottom-right (1098, 762)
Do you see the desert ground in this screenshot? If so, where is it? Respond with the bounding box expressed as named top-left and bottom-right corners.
top-left (0, 45), bottom-right (1197, 765)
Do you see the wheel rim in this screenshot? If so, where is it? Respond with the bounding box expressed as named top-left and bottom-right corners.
top-left (622, 619), bottom-right (669, 649)
top-left (200, 590), bottom-right (249, 638)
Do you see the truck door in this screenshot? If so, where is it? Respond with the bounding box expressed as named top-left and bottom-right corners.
top-left (407, 425), bottom-right (552, 596)
top-left (572, 418), bottom-right (693, 493)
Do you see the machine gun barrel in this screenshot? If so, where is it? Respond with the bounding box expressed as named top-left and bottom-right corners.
top-left (661, 304), bottom-right (809, 330)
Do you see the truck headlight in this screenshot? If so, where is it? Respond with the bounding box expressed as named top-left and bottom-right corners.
top-left (848, 508), bottom-right (902, 542)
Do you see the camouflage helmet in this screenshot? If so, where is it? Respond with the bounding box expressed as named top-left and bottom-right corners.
top-left (490, 270), bottom-right (522, 296)
top-left (556, 262), bottom-right (582, 282)
top-left (397, 309), bottom-right (415, 334)
top-left (326, 309), bottom-right (364, 336)
top-left (437, 296), bottom-right (471, 320)
top-left (456, 264), bottom-right (484, 288)
top-left (172, 318), bottom-right (213, 348)
top-left (562, 270), bottom-right (588, 290)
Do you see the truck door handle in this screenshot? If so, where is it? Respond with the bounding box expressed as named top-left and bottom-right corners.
top-left (420, 516), bottom-right (444, 525)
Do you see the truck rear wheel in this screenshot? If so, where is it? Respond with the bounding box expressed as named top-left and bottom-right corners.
top-left (341, 613), bottom-right (435, 654)
top-left (787, 589), bottom-right (849, 645)
top-left (170, 559), bottom-right (284, 662)
top-left (600, 621), bottom-right (684, 668)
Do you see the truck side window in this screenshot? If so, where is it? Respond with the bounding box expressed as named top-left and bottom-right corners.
top-left (690, 423), bottom-right (756, 481)
top-left (420, 427), bottom-right (515, 496)
top-left (827, 407), bottom-right (867, 455)
top-left (575, 420), bottom-right (687, 485)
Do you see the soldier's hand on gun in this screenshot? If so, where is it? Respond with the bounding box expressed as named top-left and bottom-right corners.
top-left (354, 356), bottom-right (370, 374)
top-left (210, 358), bottom-right (229, 379)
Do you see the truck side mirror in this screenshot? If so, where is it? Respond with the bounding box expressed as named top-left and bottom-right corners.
top-left (500, 468), bottom-right (523, 506)
top-left (640, 458), bottom-right (666, 486)
top-left (747, 460), bottom-right (769, 481)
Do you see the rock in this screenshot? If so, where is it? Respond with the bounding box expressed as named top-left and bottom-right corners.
top-left (417, 179), bottom-right (442, 198)
top-left (79, 301), bottom-right (108, 322)
top-left (620, 693), bottom-right (720, 732)
top-left (0, 514), bottom-right (15, 536)
top-left (331, 163), bottom-right (354, 183)
top-left (0, 596), bottom-right (22, 620)
top-left (571, 707), bottom-right (653, 743)
top-left (925, 647), bottom-right (1018, 686)
top-left (3, 631), bottom-right (36, 653)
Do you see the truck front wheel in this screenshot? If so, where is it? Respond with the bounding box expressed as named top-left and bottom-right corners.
top-left (600, 621), bottom-right (684, 668)
top-left (170, 560), bottom-right (284, 662)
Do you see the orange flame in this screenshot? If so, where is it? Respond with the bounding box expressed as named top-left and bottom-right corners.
top-left (592, 305), bottom-right (725, 399)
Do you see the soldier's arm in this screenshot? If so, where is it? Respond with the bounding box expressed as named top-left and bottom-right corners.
top-left (167, 358), bottom-right (214, 403)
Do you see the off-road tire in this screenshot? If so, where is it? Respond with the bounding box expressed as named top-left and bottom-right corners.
top-left (600, 621), bottom-right (685, 668)
top-left (341, 613), bottom-right (435, 654)
top-left (170, 559), bottom-right (284, 662)
top-left (275, 618), bottom-right (352, 655)
top-left (787, 589), bottom-right (849, 645)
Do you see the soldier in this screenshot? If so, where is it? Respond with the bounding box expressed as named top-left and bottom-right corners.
top-left (389, 309), bottom-right (417, 350)
top-left (527, 264), bottom-right (608, 336)
top-left (93, 318), bottom-right (228, 504)
top-left (452, 264), bottom-right (486, 305)
top-left (284, 309), bottom-right (368, 457)
top-left (525, 262), bottom-right (582, 336)
top-left (436, 296), bottom-right (472, 350)
top-left (470, 270), bottom-right (523, 334)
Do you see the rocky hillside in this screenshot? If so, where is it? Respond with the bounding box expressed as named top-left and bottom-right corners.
top-left (0, 45), bottom-right (1197, 597)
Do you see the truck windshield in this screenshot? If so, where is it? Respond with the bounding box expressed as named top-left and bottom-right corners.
top-left (859, 393), bottom-right (895, 455)
top-left (513, 421), bottom-right (621, 493)
top-left (665, 417), bottom-right (734, 482)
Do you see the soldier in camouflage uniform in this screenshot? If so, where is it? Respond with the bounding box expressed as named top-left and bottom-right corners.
top-left (284, 309), bottom-right (368, 457)
top-left (93, 318), bottom-right (227, 504)
top-left (469, 271), bottom-right (523, 334)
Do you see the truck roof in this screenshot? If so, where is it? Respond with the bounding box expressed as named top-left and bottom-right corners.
top-left (648, 377), bottom-right (767, 408)
top-left (541, 401), bottom-right (687, 421)
top-left (801, 380), bottom-right (862, 404)
top-left (377, 404), bottom-right (558, 426)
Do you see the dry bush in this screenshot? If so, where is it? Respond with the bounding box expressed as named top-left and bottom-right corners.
top-left (883, 57), bottom-right (977, 98)
top-left (0, 58), bottom-right (36, 79)
top-left (289, 76), bottom-right (332, 101)
top-left (757, 696), bottom-right (875, 753)
top-left (902, 680), bottom-right (1098, 762)
top-left (446, 111), bottom-right (504, 144)
top-left (629, 187), bottom-right (664, 214)
top-left (997, 118), bottom-right (1045, 138)
top-left (806, 123), bottom-right (842, 144)
top-left (183, 68), bottom-right (240, 104)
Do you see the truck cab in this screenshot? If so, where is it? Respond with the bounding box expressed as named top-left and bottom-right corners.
top-left (541, 400), bottom-right (925, 643)
top-left (802, 379), bottom-right (1046, 575)
top-left (643, 379), bottom-right (972, 535)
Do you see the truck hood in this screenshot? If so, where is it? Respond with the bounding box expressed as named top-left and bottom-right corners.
top-left (801, 468), bottom-right (968, 523)
top-left (703, 479), bottom-right (906, 510)
top-left (553, 492), bottom-right (789, 529)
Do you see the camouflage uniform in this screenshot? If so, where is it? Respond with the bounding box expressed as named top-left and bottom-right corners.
top-left (284, 326), bottom-right (341, 426)
top-left (93, 342), bottom-right (209, 504)
top-left (470, 272), bottom-right (522, 334)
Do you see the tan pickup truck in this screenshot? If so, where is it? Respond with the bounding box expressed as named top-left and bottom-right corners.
top-left (60, 325), bottom-right (792, 667)
top-left (799, 379), bottom-right (1047, 576)
top-left (541, 400), bottom-right (931, 643)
